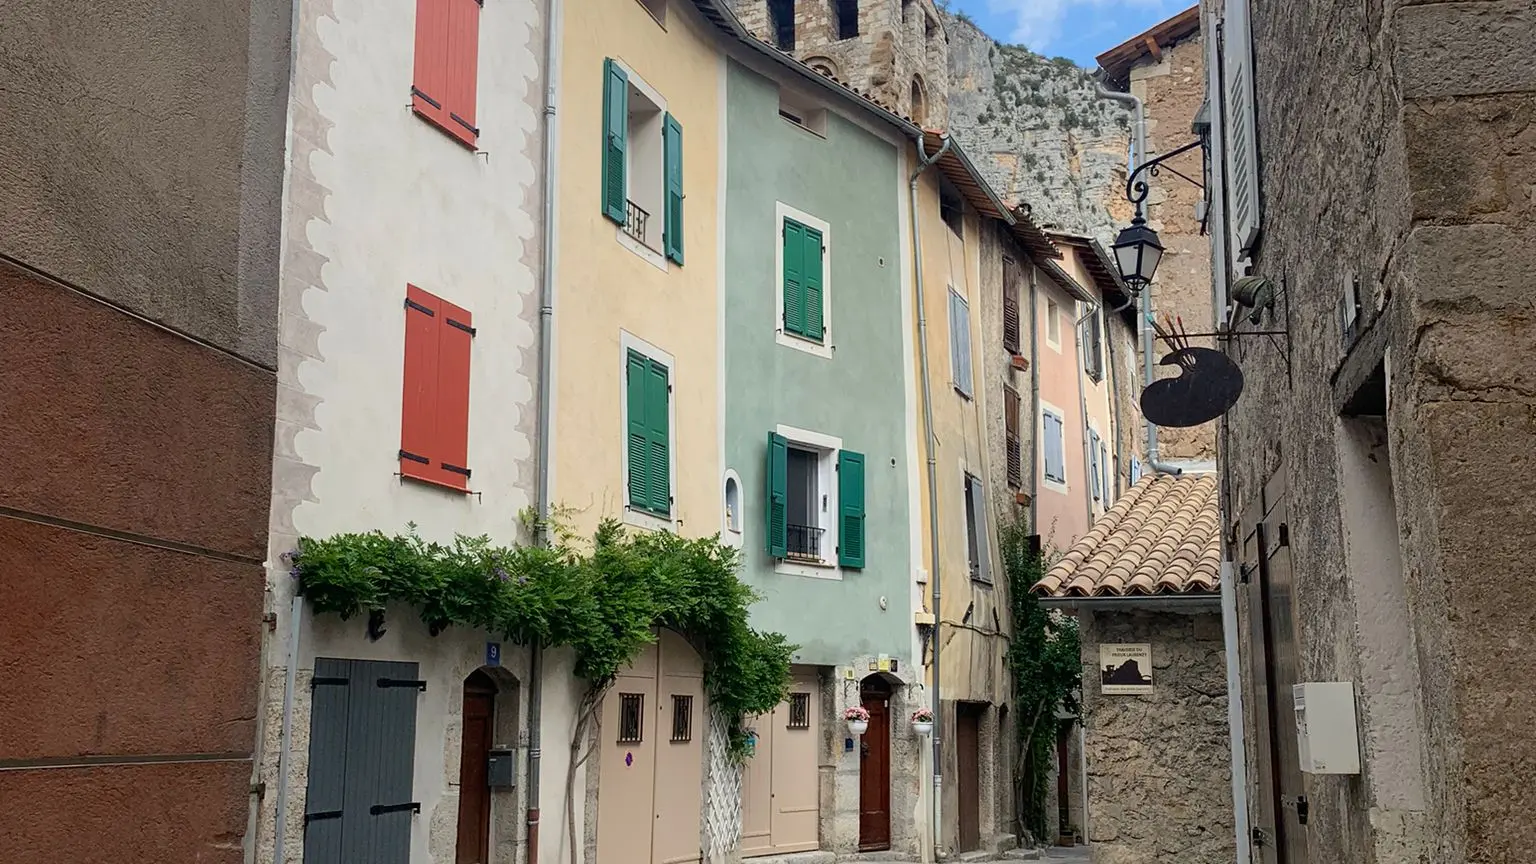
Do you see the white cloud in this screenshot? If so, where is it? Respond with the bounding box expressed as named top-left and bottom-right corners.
top-left (985, 0), bottom-right (1174, 55)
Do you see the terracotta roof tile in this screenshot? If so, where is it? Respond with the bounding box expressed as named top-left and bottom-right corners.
top-left (1033, 473), bottom-right (1221, 598)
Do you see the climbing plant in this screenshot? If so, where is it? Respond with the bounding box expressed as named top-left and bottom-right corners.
top-left (290, 516), bottom-right (794, 758)
top-left (999, 512), bottom-right (1082, 846)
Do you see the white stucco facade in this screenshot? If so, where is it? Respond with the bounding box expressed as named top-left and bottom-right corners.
top-left (251, 0), bottom-right (573, 862)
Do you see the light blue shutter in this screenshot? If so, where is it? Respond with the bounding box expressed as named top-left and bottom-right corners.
top-left (350, 661), bottom-right (420, 864)
top-left (303, 659), bottom-right (352, 864)
top-left (968, 477), bottom-right (992, 583)
top-left (1130, 456), bottom-right (1143, 485)
top-left (1043, 413), bottom-right (1064, 483)
top-left (950, 290), bottom-right (973, 396)
top-left (1100, 441), bottom-right (1111, 502)
top-left (1089, 430), bottom-right (1101, 500)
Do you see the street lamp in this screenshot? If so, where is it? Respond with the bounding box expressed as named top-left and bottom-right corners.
top-left (1111, 214), bottom-right (1164, 291)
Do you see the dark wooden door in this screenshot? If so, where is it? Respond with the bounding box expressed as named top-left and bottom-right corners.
top-left (456, 671), bottom-right (496, 864)
top-left (1056, 722), bottom-right (1071, 836)
top-left (956, 704), bottom-right (983, 852)
top-left (1260, 500), bottom-right (1309, 864)
top-left (858, 678), bottom-right (891, 851)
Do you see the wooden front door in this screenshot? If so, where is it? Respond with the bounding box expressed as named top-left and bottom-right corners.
top-left (456, 671), bottom-right (496, 864)
top-left (858, 677), bottom-right (891, 851)
top-left (742, 672), bottom-right (821, 858)
top-left (1056, 722), bottom-right (1071, 837)
top-left (956, 703), bottom-right (983, 852)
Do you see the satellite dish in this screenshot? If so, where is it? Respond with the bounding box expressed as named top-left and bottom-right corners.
top-left (1139, 347), bottom-right (1245, 428)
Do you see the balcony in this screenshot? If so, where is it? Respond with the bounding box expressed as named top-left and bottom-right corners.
top-left (786, 523), bottom-right (824, 562)
top-left (623, 199), bottom-right (649, 246)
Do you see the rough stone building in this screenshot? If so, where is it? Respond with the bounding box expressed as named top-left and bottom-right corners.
top-left (0, 1), bottom-right (290, 861)
top-left (1096, 6), bottom-right (1213, 465)
top-left (1035, 473), bottom-right (1233, 864)
top-left (1204, 0), bottom-right (1536, 862)
top-left (728, 0), bottom-right (949, 125)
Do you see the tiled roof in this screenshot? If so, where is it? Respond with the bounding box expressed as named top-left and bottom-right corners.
top-left (1033, 473), bottom-right (1221, 598)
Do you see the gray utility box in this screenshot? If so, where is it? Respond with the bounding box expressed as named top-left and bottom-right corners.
top-left (487, 749), bottom-right (516, 788)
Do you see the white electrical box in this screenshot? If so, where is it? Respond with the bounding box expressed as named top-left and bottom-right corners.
top-left (1292, 682), bottom-right (1361, 775)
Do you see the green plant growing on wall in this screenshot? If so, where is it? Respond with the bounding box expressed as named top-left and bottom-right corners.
top-left (292, 514), bottom-right (795, 861)
top-left (999, 512), bottom-right (1081, 846)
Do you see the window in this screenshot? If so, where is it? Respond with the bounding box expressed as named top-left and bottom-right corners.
top-left (940, 178), bottom-right (964, 237)
top-left (601, 59), bottom-right (684, 265)
top-left (787, 693), bottom-right (811, 729)
top-left (924, 14), bottom-right (939, 59)
top-left (964, 473), bottom-right (992, 583)
top-left (636, 0), bottom-right (666, 25)
top-left (1045, 297), bottom-right (1061, 348)
top-left (411, 0), bottom-right (482, 148)
top-left (624, 347), bottom-right (672, 519)
top-left (765, 430), bottom-right (865, 569)
top-left (400, 284), bottom-right (475, 492)
top-left (1082, 307), bottom-right (1103, 381)
top-left (1002, 257), bottom-right (1022, 355)
top-left (1089, 429), bottom-right (1102, 501)
top-left (834, 0), bottom-right (859, 39)
top-left (670, 695), bottom-right (693, 742)
top-left (1042, 408), bottom-right (1066, 485)
top-left (1129, 456), bottom-right (1143, 485)
top-left (777, 207), bottom-right (831, 356)
top-left (910, 77), bottom-right (926, 126)
top-left (618, 693), bottom-right (644, 743)
top-left (304, 659), bottom-right (422, 863)
top-left (1004, 385), bottom-right (1023, 489)
top-left (779, 88), bottom-right (828, 135)
top-left (949, 288), bottom-right (974, 397)
top-left (769, 0), bottom-right (795, 50)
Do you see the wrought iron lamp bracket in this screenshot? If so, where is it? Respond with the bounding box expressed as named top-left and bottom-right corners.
top-left (1125, 139), bottom-right (1206, 207)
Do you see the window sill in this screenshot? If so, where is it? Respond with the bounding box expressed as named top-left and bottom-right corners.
top-left (1041, 478), bottom-right (1069, 495)
top-left (616, 224), bottom-right (669, 272)
top-left (774, 558), bottom-right (842, 581)
top-left (1086, 372), bottom-right (1104, 384)
top-left (623, 505), bottom-right (675, 533)
top-left (776, 329), bottom-right (833, 359)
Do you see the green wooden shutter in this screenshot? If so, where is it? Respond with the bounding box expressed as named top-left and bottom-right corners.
top-left (601, 59), bottom-right (628, 224)
top-left (645, 357), bottom-right (671, 514)
top-left (782, 220), bottom-right (805, 336)
top-left (837, 449), bottom-right (866, 568)
top-left (802, 226), bottom-right (824, 342)
top-left (626, 350), bottom-right (651, 511)
top-left (766, 432), bottom-right (788, 557)
top-left (663, 113), bottom-right (684, 265)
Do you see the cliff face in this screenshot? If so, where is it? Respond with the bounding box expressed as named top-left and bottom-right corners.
top-left (944, 11), bottom-right (1134, 243)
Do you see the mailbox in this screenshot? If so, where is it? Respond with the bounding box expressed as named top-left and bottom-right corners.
top-left (487, 749), bottom-right (516, 789)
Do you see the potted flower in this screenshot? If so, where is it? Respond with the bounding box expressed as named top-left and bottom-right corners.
top-left (843, 705), bottom-right (870, 735)
top-left (910, 707), bottom-right (934, 736)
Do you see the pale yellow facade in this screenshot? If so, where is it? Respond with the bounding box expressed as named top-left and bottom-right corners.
top-left (552, 0), bottom-right (723, 540)
top-left (1059, 245), bottom-right (1120, 523)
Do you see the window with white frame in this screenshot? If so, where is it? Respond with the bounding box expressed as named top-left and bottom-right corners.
top-left (765, 427), bottom-right (866, 572)
top-left (776, 204), bottom-right (832, 358)
top-left (601, 60), bottom-right (683, 265)
top-left (1045, 296), bottom-right (1062, 349)
top-left (949, 288), bottom-right (974, 397)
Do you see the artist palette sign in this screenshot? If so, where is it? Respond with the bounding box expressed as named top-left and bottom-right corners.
top-left (1099, 643), bottom-right (1154, 694)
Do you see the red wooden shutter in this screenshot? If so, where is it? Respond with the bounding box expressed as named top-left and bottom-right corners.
top-left (436, 298), bottom-right (474, 490)
top-left (400, 285), bottom-right (442, 484)
top-left (411, 0), bottom-right (481, 148)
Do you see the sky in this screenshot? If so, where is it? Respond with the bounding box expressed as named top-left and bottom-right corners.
top-left (946, 0), bottom-right (1191, 68)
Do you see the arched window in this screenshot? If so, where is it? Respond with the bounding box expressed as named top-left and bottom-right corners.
top-left (910, 77), bottom-right (926, 125)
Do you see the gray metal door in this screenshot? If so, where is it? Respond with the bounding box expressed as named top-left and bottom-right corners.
top-left (303, 658), bottom-right (422, 864)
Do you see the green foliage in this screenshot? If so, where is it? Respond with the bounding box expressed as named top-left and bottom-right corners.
top-left (291, 517), bottom-right (794, 760)
top-left (1000, 511), bottom-right (1081, 844)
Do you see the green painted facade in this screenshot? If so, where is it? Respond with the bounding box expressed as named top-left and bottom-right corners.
top-left (723, 58), bottom-right (911, 665)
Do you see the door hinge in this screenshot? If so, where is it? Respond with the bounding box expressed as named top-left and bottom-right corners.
top-left (311, 676), bottom-right (349, 688)
top-left (1278, 522), bottom-right (1290, 547)
top-left (370, 801), bottom-right (423, 816)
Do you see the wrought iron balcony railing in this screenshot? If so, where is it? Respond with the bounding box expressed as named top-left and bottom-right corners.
top-left (786, 523), bottom-right (824, 561)
top-left (624, 199), bottom-right (649, 245)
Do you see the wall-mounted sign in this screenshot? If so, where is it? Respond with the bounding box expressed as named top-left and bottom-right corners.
top-left (486, 642), bottom-right (501, 667)
top-left (1100, 643), bottom-right (1154, 694)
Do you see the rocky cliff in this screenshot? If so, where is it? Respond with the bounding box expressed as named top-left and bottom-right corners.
top-left (944, 11), bottom-right (1134, 243)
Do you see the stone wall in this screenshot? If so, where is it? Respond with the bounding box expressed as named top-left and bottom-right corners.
top-left (1213, 0), bottom-right (1536, 861)
top-left (1129, 34), bottom-right (1214, 463)
top-left (1078, 607), bottom-right (1233, 864)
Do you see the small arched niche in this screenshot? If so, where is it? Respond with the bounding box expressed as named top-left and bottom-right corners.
top-left (909, 76), bottom-right (927, 126)
top-left (722, 469), bottom-right (744, 547)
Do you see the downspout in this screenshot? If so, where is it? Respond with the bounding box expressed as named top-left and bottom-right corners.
top-left (1073, 299), bottom-right (1099, 527)
top-left (529, 0), bottom-right (565, 858)
top-left (1103, 295), bottom-right (1133, 495)
top-left (1095, 75), bottom-right (1180, 477)
top-left (1027, 266), bottom-right (1040, 533)
top-left (909, 130), bottom-right (952, 863)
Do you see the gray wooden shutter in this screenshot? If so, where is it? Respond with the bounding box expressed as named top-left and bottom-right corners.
top-left (1089, 430), bottom-right (1102, 500)
top-left (1223, 0), bottom-right (1260, 254)
top-left (303, 658), bottom-right (353, 864)
top-left (1044, 413), bottom-right (1064, 482)
top-left (968, 477), bottom-right (992, 584)
top-left (345, 660), bottom-right (421, 864)
top-left (950, 289), bottom-right (973, 396)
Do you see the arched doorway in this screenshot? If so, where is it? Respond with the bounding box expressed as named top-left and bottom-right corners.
top-left (858, 674), bottom-right (893, 851)
top-left (456, 670), bottom-right (497, 864)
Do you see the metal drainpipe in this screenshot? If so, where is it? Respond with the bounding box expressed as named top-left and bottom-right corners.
top-left (528, 0), bottom-right (565, 857)
top-left (1028, 266), bottom-right (1040, 533)
top-left (1103, 295), bottom-right (1133, 495)
top-left (1073, 299), bottom-right (1099, 526)
top-left (909, 130), bottom-right (952, 862)
top-left (1095, 75), bottom-right (1181, 476)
